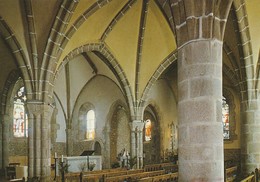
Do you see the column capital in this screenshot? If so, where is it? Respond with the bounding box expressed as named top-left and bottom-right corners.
top-left (130, 120), bottom-right (144, 131)
top-left (26, 100), bottom-right (54, 116)
top-left (171, 0), bottom-right (233, 47)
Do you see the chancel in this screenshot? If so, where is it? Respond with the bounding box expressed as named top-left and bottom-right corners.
top-left (0, 0), bottom-right (260, 181)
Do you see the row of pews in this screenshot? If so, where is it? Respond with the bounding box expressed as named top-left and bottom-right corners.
top-left (225, 165), bottom-right (260, 182)
top-left (56, 163), bottom-right (260, 182)
top-left (55, 163), bottom-right (178, 182)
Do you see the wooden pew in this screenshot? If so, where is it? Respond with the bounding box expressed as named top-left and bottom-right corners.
top-left (138, 172), bottom-right (178, 182)
top-left (144, 163), bottom-right (162, 172)
top-left (104, 170), bottom-right (165, 182)
top-left (225, 166), bottom-right (237, 182)
top-left (161, 163), bottom-right (178, 173)
top-left (56, 167), bottom-right (126, 182)
top-left (80, 168), bottom-right (144, 182)
top-left (81, 170), bottom-right (128, 182)
top-left (240, 173), bottom-right (255, 182)
top-left (144, 163), bottom-right (174, 172)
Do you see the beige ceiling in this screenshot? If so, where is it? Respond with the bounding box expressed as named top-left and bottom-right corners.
top-left (0, 0), bottom-right (259, 102)
top-left (245, 0), bottom-right (260, 67)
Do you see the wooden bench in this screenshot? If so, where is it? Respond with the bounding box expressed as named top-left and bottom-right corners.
top-left (80, 169), bottom-right (144, 182)
top-left (138, 172), bottom-right (178, 182)
top-left (161, 163), bottom-right (178, 173)
top-left (81, 170), bottom-right (128, 182)
top-left (240, 173), bottom-right (255, 182)
top-left (56, 167), bottom-right (126, 182)
top-left (104, 170), bottom-right (165, 182)
top-left (144, 163), bottom-right (163, 172)
top-left (225, 166), bottom-right (237, 182)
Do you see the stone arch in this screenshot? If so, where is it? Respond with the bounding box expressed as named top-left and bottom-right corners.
top-left (55, 43), bottom-right (134, 120)
top-left (143, 104), bottom-right (161, 164)
top-left (232, 1), bottom-right (255, 104)
top-left (0, 18), bottom-right (33, 99)
top-left (1, 74), bottom-right (28, 168)
top-left (139, 51), bottom-right (177, 117)
top-left (78, 102), bottom-right (96, 141)
top-left (94, 141), bottom-right (102, 155)
top-left (104, 99), bottom-right (130, 168)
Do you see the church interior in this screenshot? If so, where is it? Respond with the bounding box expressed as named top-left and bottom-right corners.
top-left (0, 0), bottom-right (260, 181)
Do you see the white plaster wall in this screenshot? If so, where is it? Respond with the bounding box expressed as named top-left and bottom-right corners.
top-left (69, 55), bottom-right (95, 116)
top-left (72, 75), bottom-right (127, 142)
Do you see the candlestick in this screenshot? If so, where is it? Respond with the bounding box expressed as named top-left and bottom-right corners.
top-left (54, 152), bottom-right (57, 159)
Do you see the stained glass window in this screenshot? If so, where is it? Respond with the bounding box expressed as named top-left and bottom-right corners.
top-left (145, 119), bottom-right (152, 141)
top-left (222, 97), bottom-right (230, 139)
top-left (86, 110), bottom-right (95, 140)
top-left (13, 86), bottom-right (28, 137)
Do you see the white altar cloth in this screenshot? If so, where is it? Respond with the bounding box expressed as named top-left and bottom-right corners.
top-left (62, 156), bottom-right (102, 173)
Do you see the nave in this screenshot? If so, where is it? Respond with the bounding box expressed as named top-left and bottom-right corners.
top-left (1, 0), bottom-right (260, 181)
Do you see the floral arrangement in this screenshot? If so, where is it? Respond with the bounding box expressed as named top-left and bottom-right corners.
top-left (59, 161), bottom-right (70, 174)
top-left (89, 162), bottom-right (96, 171)
top-left (78, 162), bottom-right (88, 172)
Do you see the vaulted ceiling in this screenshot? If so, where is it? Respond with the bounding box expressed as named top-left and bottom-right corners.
top-left (0, 0), bottom-right (259, 104)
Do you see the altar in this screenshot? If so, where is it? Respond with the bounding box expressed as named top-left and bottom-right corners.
top-left (65, 155), bottom-right (102, 172)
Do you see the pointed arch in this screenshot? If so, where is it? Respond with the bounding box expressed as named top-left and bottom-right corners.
top-left (0, 17), bottom-right (33, 99)
top-left (55, 42), bottom-right (135, 119)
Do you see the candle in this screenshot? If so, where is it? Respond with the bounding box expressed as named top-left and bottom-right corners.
top-left (54, 152), bottom-right (57, 158)
top-left (61, 155), bottom-right (64, 162)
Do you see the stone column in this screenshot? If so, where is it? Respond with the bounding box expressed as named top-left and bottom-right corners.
top-left (178, 40), bottom-right (223, 181)
top-left (170, 0), bottom-right (232, 181)
top-left (130, 123), bottom-right (137, 159)
top-left (27, 108), bottom-right (34, 178)
top-left (241, 99), bottom-right (260, 174)
top-left (130, 120), bottom-right (144, 169)
top-left (2, 115), bottom-right (10, 169)
top-left (26, 101), bottom-right (54, 181)
top-left (66, 126), bottom-right (73, 156)
top-left (138, 129), bottom-right (143, 168)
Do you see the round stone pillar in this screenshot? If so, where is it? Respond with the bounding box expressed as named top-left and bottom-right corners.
top-left (66, 126), bottom-right (73, 156)
top-left (178, 40), bottom-right (223, 181)
top-left (240, 99), bottom-right (260, 174)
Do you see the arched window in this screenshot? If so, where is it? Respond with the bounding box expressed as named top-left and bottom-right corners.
top-left (13, 86), bottom-right (28, 137)
top-left (145, 119), bottom-right (152, 142)
top-left (222, 97), bottom-right (230, 139)
top-left (86, 109), bottom-right (95, 140)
